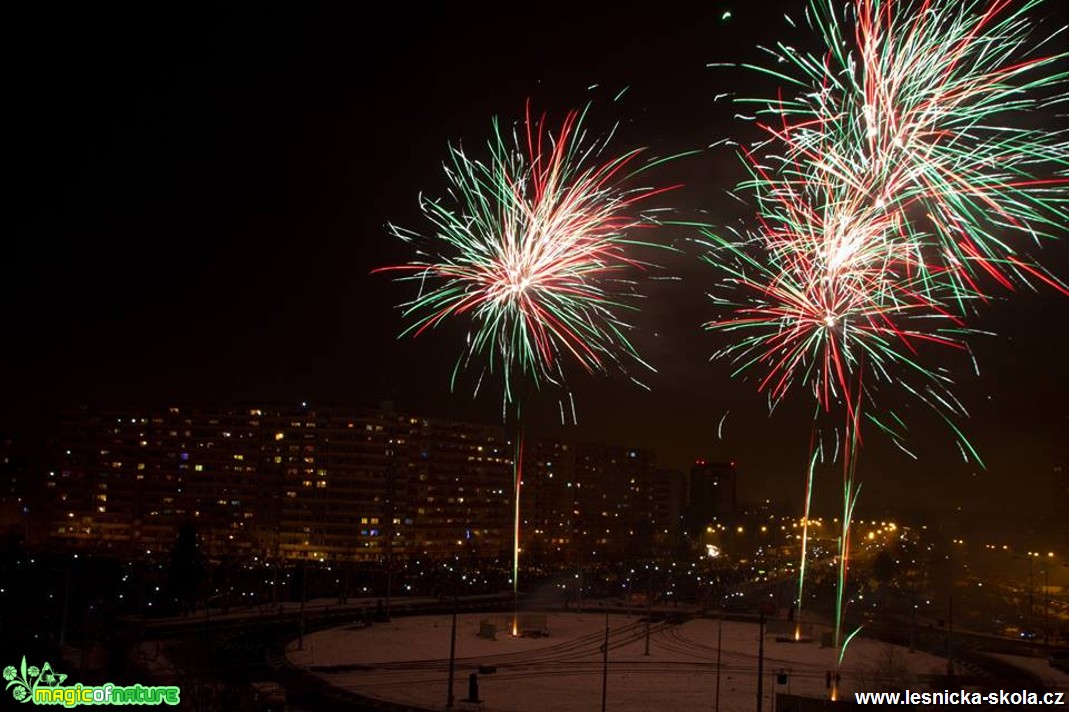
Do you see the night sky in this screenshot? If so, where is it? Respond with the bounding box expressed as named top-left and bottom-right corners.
top-left (6, 2), bottom-right (1068, 516)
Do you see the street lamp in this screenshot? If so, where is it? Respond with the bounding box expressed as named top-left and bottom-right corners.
top-left (1025, 551), bottom-right (1041, 637)
top-left (1043, 551), bottom-right (1058, 648)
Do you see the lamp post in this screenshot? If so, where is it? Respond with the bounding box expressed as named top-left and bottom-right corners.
top-left (757, 607), bottom-right (765, 712)
top-left (1027, 553), bottom-right (1035, 636)
top-left (446, 601), bottom-right (457, 709)
top-left (384, 419), bottom-right (398, 622)
top-left (644, 563), bottom-right (653, 656)
top-left (1042, 552), bottom-right (1060, 649)
top-left (1044, 562), bottom-right (1050, 648)
top-left (714, 611), bottom-right (723, 712)
top-left (297, 561), bottom-right (307, 651)
top-left (600, 613), bottom-right (609, 712)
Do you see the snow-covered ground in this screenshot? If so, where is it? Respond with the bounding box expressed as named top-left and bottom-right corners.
top-left (287, 612), bottom-right (956, 711)
top-left (990, 653), bottom-right (1069, 692)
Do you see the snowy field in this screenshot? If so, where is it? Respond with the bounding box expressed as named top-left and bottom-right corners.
top-left (989, 653), bottom-right (1069, 692)
top-left (287, 612), bottom-right (960, 711)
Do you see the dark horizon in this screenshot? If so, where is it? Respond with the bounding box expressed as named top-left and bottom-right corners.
top-left (6, 1), bottom-right (1068, 516)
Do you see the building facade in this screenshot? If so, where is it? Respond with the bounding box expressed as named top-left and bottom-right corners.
top-left (684, 460), bottom-right (738, 539)
top-left (7, 406), bottom-right (689, 563)
top-left (520, 441), bottom-right (680, 560)
top-left (37, 405), bottom-right (512, 562)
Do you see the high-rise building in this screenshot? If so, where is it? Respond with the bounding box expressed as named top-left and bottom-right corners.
top-left (520, 440), bottom-right (677, 560)
top-left (392, 413), bottom-right (511, 559)
top-left (522, 440), bottom-right (578, 559)
top-left (574, 444), bottom-right (657, 558)
top-left (42, 404), bottom-right (513, 562)
top-left (653, 469), bottom-right (686, 550)
top-left (1054, 414), bottom-right (1068, 541)
top-left (0, 434), bottom-right (48, 546)
top-left (684, 460), bottom-right (737, 539)
top-left (26, 405), bottom-right (682, 563)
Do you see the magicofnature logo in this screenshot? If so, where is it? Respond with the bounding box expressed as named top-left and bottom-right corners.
top-left (4, 656), bottom-right (180, 706)
top-left (4, 657), bottom-right (66, 703)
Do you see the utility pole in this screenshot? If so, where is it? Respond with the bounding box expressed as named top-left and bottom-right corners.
top-left (714, 612), bottom-right (723, 712)
top-left (577, 548), bottom-right (584, 614)
top-left (384, 412), bottom-right (398, 622)
top-left (59, 558), bottom-right (71, 646)
top-left (644, 564), bottom-right (653, 656)
top-left (1043, 564), bottom-right (1050, 649)
top-left (601, 613), bottom-right (609, 712)
top-left (446, 598), bottom-right (458, 709)
top-left (757, 608), bottom-right (765, 712)
top-left (1027, 555), bottom-right (1034, 636)
top-left (909, 584), bottom-right (916, 652)
top-left (946, 595), bottom-right (954, 681)
top-left (298, 562), bottom-right (307, 651)
top-left (80, 594), bottom-right (90, 677)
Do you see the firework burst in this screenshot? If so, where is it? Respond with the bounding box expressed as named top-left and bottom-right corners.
top-left (704, 0), bottom-right (1068, 683)
top-left (380, 101), bottom-right (680, 415)
top-left (381, 99), bottom-right (685, 630)
top-left (703, 160), bottom-right (977, 454)
top-left (738, 0), bottom-right (1069, 300)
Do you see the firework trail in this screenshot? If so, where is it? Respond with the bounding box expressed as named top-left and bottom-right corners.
top-left (380, 99), bottom-right (685, 624)
top-left (704, 0), bottom-right (1068, 686)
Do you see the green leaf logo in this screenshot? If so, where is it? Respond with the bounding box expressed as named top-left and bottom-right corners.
top-left (5, 656), bottom-right (67, 704)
